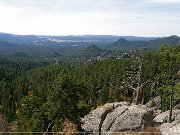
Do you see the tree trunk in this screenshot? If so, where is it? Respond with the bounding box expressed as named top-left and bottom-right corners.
top-left (169, 86), bottom-right (174, 122)
top-left (135, 86), bottom-right (141, 105)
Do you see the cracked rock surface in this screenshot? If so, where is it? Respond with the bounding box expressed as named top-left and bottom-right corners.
top-left (81, 102), bottom-right (154, 134)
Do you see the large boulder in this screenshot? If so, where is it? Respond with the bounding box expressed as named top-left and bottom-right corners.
top-left (81, 102), bottom-right (154, 134)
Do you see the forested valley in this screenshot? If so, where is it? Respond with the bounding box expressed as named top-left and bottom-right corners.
top-left (0, 42), bottom-right (180, 133)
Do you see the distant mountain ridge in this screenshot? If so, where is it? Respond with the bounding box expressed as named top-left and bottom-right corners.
top-left (0, 33), bottom-right (157, 47)
top-left (108, 35), bottom-right (180, 50)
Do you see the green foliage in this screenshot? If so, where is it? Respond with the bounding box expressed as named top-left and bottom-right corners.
top-left (45, 75), bottom-right (90, 122)
top-left (13, 52), bottom-right (28, 57)
top-left (98, 86), bottom-right (109, 105)
top-left (0, 44), bottom-right (179, 132)
top-left (149, 100), bottom-right (156, 108)
top-left (158, 44), bottom-right (177, 84)
top-left (15, 75), bottom-right (90, 132)
top-left (16, 95), bottom-right (44, 132)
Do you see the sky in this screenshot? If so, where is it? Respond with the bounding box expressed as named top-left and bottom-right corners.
top-left (0, 0), bottom-right (180, 36)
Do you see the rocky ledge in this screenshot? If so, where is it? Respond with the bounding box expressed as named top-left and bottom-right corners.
top-left (81, 102), bottom-right (154, 134)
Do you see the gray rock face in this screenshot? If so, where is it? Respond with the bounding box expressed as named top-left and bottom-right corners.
top-left (146, 96), bottom-right (161, 109)
top-left (174, 103), bottom-right (180, 110)
top-left (154, 110), bottom-right (180, 135)
top-left (154, 110), bottom-right (180, 123)
top-left (160, 122), bottom-right (180, 135)
top-left (81, 102), bottom-right (154, 134)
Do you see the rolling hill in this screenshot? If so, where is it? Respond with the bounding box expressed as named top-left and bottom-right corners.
top-left (67, 44), bottom-right (121, 62)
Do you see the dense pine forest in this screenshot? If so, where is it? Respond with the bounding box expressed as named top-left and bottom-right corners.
top-left (0, 43), bottom-right (179, 132)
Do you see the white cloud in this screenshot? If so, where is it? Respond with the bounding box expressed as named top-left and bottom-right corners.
top-left (145, 0), bottom-right (180, 3)
top-left (0, 0), bottom-right (180, 36)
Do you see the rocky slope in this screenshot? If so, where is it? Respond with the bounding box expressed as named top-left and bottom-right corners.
top-left (81, 101), bottom-right (180, 135)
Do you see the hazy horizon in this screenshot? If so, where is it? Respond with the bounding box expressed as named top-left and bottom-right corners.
top-left (0, 31), bottom-right (172, 38)
top-left (0, 0), bottom-right (180, 37)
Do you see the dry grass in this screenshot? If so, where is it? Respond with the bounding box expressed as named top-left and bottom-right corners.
top-left (108, 126), bottom-right (162, 135)
top-left (63, 119), bottom-right (78, 135)
top-left (0, 114), bottom-right (10, 132)
top-left (140, 126), bottom-right (162, 135)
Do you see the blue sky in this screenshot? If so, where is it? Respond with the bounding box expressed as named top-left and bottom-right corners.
top-left (0, 0), bottom-right (180, 36)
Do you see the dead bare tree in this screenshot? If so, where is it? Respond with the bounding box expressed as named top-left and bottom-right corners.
top-left (127, 51), bottom-right (149, 105)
